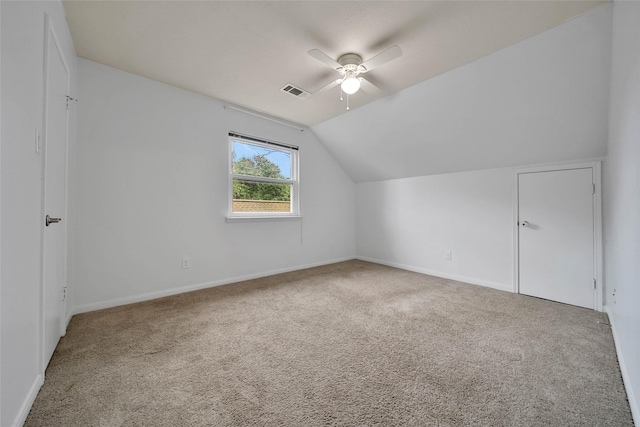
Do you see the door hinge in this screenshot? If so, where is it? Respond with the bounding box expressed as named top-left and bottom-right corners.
top-left (592, 183), bottom-right (596, 194)
top-left (66, 95), bottom-right (78, 110)
top-left (62, 286), bottom-right (67, 301)
top-left (593, 279), bottom-right (597, 289)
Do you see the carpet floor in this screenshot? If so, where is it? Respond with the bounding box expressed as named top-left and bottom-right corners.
top-left (26, 260), bottom-right (633, 426)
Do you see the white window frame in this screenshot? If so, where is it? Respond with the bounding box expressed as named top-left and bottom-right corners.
top-left (226, 133), bottom-right (300, 222)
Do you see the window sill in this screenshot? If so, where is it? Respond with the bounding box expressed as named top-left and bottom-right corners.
top-left (225, 215), bottom-right (303, 223)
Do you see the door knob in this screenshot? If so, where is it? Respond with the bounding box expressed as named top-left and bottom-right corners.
top-left (521, 221), bottom-right (530, 227)
top-left (45, 215), bottom-right (62, 226)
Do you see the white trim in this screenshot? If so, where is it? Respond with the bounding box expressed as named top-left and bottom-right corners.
top-left (65, 312), bottom-right (73, 329)
top-left (40, 14), bottom-right (71, 371)
top-left (357, 256), bottom-right (512, 292)
top-left (513, 161), bottom-right (603, 311)
top-left (72, 257), bottom-right (354, 315)
top-left (510, 159), bottom-right (605, 174)
top-left (605, 306), bottom-right (639, 425)
top-left (0, 0), bottom-right (3, 418)
top-left (60, 24), bottom-right (72, 339)
top-left (38, 11), bottom-right (51, 389)
top-left (512, 170), bottom-right (519, 294)
top-left (231, 174), bottom-right (294, 185)
top-left (592, 162), bottom-right (603, 311)
top-left (228, 134), bottom-right (300, 218)
top-left (225, 215), bottom-right (302, 223)
top-left (12, 374), bottom-right (44, 427)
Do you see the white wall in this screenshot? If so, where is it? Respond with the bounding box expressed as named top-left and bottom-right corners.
top-left (604, 0), bottom-right (640, 422)
top-left (351, 5), bottom-right (613, 294)
top-left (356, 168), bottom-right (513, 291)
top-left (0, 1), bottom-right (3, 420)
top-left (312, 4), bottom-right (612, 183)
top-left (0, 1), bottom-right (77, 425)
top-left (71, 59), bottom-right (355, 312)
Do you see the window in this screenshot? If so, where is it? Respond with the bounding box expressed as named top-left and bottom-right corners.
top-left (228, 132), bottom-right (299, 219)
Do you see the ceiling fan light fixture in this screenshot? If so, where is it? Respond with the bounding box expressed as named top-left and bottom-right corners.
top-left (341, 73), bottom-right (360, 95)
top-left (309, 46), bottom-right (402, 105)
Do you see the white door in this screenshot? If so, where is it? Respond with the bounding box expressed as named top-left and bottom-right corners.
top-left (518, 168), bottom-right (595, 309)
top-left (42, 21), bottom-right (69, 367)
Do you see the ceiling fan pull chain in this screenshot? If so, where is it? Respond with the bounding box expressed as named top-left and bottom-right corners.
top-left (347, 93), bottom-right (350, 111)
top-left (340, 88), bottom-right (344, 101)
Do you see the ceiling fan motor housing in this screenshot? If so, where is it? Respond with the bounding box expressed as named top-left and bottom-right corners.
top-left (337, 53), bottom-right (367, 75)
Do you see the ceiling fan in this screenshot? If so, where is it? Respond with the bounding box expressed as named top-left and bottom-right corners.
top-left (308, 45), bottom-right (403, 109)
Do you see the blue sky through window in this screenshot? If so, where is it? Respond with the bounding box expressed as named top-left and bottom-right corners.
top-left (232, 140), bottom-right (291, 179)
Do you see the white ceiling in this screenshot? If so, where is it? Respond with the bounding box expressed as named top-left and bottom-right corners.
top-left (312, 4), bottom-right (612, 182)
top-left (62, 1), bottom-right (607, 127)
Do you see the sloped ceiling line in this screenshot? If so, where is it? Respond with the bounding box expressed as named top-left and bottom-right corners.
top-left (63, 1), bottom-right (607, 127)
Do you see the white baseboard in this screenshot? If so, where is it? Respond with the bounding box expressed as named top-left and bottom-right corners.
top-left (356, 256), bottom-right (512, 293)
top-left (65, 312), bottom-right (73, 332)
top-left (72, 256), bottom-right (355, 315)
top-left (604, 305), bottom-right (639, 425)
top-left (13, 373), bottom-right (44, 427)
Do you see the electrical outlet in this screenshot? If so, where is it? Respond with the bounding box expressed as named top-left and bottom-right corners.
top-left (182, 257), bottom-right (191, 269)
top-left (445, 251), bottom-right (452, 261)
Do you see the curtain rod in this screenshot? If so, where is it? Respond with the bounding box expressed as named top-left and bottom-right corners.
top-left (223, 105), bottom-right (305, 132)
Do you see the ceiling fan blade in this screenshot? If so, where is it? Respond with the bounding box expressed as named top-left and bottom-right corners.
top-left (359, 77), bottom-right (381, 95)
top-left (361, 45), bottom-right (402, 72)
top-left (312, 78), bottom-right (341, 95)
top-left (308, 49), bottom-right (341, 69)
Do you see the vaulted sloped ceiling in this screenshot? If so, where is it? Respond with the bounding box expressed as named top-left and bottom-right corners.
top-left (63, 1), bottom-right (606, 128)
top-left (311, 5), bottom-right (612, 183)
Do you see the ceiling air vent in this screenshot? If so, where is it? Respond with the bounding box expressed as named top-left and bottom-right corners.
top-left (281, 84), bottom-right (310, 99)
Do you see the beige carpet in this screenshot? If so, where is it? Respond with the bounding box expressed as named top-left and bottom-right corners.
top-left (26, 260), bottom-right (632, 426)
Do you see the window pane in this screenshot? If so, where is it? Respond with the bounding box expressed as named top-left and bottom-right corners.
top-left (232, 179), bottom-right (291, 213)
top-left (232, 140), bottom-right (291, 179)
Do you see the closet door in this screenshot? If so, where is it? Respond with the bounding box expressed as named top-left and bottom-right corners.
top-left (518, 168), bottom-right (595, 309)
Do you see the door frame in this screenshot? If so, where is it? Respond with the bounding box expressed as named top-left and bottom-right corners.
top-left (512, 161), bottom-right (603, 311)
top-left (39, 14), bottom-right (70, 372)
